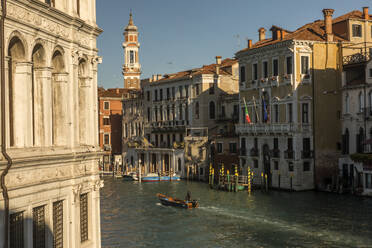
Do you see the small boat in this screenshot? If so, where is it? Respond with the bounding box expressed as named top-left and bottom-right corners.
top-left (156, 193), bottom-right (199, 209)
top-left (142, 173), bottom-right (180, 182)
top-left (123, 172), bottom-right (138, 181)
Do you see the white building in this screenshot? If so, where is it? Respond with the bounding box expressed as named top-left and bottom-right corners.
top-left (0, 0), bottom-right (103, 246)
top-left (339, 55), bottom-right (372, 196)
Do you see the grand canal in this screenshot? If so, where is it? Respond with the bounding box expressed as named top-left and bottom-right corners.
top-left (101, 177), bottom-right (372, 247)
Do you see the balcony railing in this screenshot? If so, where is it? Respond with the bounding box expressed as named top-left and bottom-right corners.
top-left (236, 123), bottom-right (297, 134)
top-left (284, 150), bottom-right (295, 159)
top-left (271, 149), bottom-right (280, 158)
top-left (250, 148), bottom-right (259, 157)
top-left (343, 52), bottom-right (371, 65)
top-left (301, 150), bottom-right (314, 159)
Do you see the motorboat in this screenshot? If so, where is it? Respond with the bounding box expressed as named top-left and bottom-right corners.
top-left (156, 193), bottom-right (199, 209)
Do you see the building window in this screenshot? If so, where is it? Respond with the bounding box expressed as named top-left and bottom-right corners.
top-left (103, 101), bottom-right (109, 110)
top-left (172, 87), bottom-right (175, 99)
top-left (352, 24), bottom-right (362, 37)
top-left (33, 205), bottom-right (46, 248)
top-left (240, 66), bottom-right (246, 82)
top-left (288, 162), bottom-right (294, 172)
top-left (160, 89), bottom-right (163, 101)
top-left (263, 61), bottom-right (268, 78)
top-left (229, 143), bottom-right (237, 153)
top-left (273, 104), bottom-right (279, 123)
top-left (104, 133), bottom-right (110, 145)
top-left (274, 161), bottom-right (279, 170)
top-left (185, 85), bottom-right (189, 98)
top-left (53, 201), bottom-right (63, 248)
top-left (147, 91), bottom-right (150, 101)
top-left (217, 143), bottom-right (223, 153)
top-left (301, 56), bottom-right (309, 75)
top-left (10, 212), bottom-right (24, 248)
top-left (345, 94), bottom-right (349, 114)
top-left (80, 193), bottom-right (89, 242)
top-left (154, 90), bottom-right (158, 101)
top-left (130, 51), bottom-right (134, 63)
top-left (209, 83), bottom-right (214, 94)
top-left (166, 88), bottom-right (170, 100)
top-left (209, 101), bottom-right (216, 119)
top-left (195, 102), bottom-right (199, 119)
top-left (286, 56), bottom-right (292, 75)
top-left (103, 117), bottom-right (110, 126)
top-left (359, 92), bottom-right (364, 112)
top-left (366, 174), bottom-right (372, 189)
top-left (357, 127), bottom-right (364, 153)
top-left (302, 103), bottom-right (309, 123)
top-left (178, 86), bottom-right (183, 99)
top-left (253, 159), bottom-right (258, 168)
top-left (147, 107), bottom-right (151, 122)
top-left (273, 59), bottom-right (278, 76)
top-left (303, 161), bottom-right (310, 171)
top-left (287, 103), bottom-right (293, 123)
top-left (179, 105), bottom-right (182, 120)
top-left (253, 63), bottom-right (258, 80)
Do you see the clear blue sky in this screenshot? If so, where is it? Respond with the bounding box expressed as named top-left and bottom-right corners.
top-left (97, 0), bottom-right (370, 89)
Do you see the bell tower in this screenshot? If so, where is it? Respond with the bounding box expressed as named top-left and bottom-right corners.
top-left (122, 12), bottom-right (141, 89)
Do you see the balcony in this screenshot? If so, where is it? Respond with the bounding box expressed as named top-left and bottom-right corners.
top-left (250, 148), bottom-right (259, 157)
top-left (301, 150), bottom-right (314, 159)
top-left (270, 76), bottom-right (279, 87)
top-left (103, 144), bottom-right (111, 151)
top-left (236, 123), bottom-right (297, 135)
top-left (343, 52), bottom-right (371, 66)
top-left (283, 74), bottom-right (293, 85)
top-left (271, 149), bottom-right (280, 158)
top-left (284, 150), bottom-right (295, 159)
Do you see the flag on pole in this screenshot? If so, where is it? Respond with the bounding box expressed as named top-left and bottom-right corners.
top-left (242, 97), bottom-right (251, 124)
top-left (262, 97), bottom-right (269, 122)
top-left (252, 96), bottom-right (259, 122)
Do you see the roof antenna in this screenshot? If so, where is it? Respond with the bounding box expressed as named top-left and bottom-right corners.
top-left (234, 34), bottom-right (240, 49)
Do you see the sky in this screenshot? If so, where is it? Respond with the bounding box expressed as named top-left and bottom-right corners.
top-left (96, 0), bottom-right (371, 89)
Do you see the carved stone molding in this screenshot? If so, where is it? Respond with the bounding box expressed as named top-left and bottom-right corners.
top-left (93, 180), bottom-right (104, 191)
top-left (7, 2), bottom-right (71, 40)
top-left (72, 184), bottom-right (82, 202)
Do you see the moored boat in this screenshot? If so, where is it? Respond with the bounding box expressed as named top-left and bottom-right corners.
top-left (156, 193), bottom-right (199, 209)
top-left (123, 172), bottom-right (138, 181)
top-left (142, 173), bottom-right (181, 182)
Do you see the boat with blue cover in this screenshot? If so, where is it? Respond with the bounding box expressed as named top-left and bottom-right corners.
top-left (142, 173), bottom-right (181, 182)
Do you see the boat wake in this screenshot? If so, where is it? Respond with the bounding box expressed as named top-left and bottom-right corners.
top-left (199, 206), bottom-right (372, 247)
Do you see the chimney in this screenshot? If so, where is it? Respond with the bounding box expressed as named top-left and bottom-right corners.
top-left (322, 8), bottom-right (335, 42)
top-left (282, 30), bottom-right (287, 39)
top-left (116, 88), bottom-right (120, 94)
top-left (247, 39), bottom-right (252, 48)
top-left (215, 56), bottom-right (222, 65)
top-left (363, 7), bottom-right (369, 20)
top-left (215, 56), bottom-right (222, 75)
top-left (258, 27), bottom-right (266, 41)
top-left (276, 29), bottom-right (282, 40)
top-left (157, 74), bottom-right (163, 80)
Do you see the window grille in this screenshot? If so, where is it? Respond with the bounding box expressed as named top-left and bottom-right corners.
top-left (33, 206), bottom-right (46, 248)
top-left (10, 212), bottom-right (24, 248)
top-left (80, 193), bottom-right (89, 242)
top-left (53, 201), bottom-right (63, 248)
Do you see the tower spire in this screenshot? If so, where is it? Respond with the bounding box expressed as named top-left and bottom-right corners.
top-left (129, 10), bottom-right (133, 25)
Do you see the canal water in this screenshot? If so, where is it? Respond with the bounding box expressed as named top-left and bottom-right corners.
top-left (101, 177), bottom-right (372, 248)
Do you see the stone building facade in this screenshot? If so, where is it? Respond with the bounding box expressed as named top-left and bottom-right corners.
top-left (98, 87), bottom-right (128, 173)
top-left (236, 7), bottom-right (371, 191)
top-left (0, 0), bottom-right (102, 246)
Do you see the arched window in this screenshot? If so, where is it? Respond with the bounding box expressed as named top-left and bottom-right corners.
top-left (195, 102), bottom-right (199, 119)
top-left (345, 94), bottom-right (349, 114)
top-left (209, 101), bottom-right (215, 119)
top-left (359, 92), bottom-right (364, 113)
top-left (357, 127), bottom-right (364, 153)
top-left (369, 91), bottom-right (372, 108)
top-left (342, 128), bottom-right (349, 154)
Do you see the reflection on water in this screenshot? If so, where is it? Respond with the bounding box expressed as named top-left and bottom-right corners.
top-left (100, 178), bottom-right (372, 248)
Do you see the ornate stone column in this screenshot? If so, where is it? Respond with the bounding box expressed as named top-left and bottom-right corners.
top-left (52, 73), bottom-right (69, 146)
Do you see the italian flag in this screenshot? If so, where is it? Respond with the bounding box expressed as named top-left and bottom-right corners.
top-left (243, 97), bottom-right (251, 124)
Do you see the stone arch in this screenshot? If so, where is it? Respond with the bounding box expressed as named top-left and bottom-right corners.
top-left (7, 31), bottom-right (27, 59)
top-left (8, 35), bottom-right (30, 147)
top-left (31, 43), bottom-right (49, 146)
top-left (51, 48), bottom-right (68, 146)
